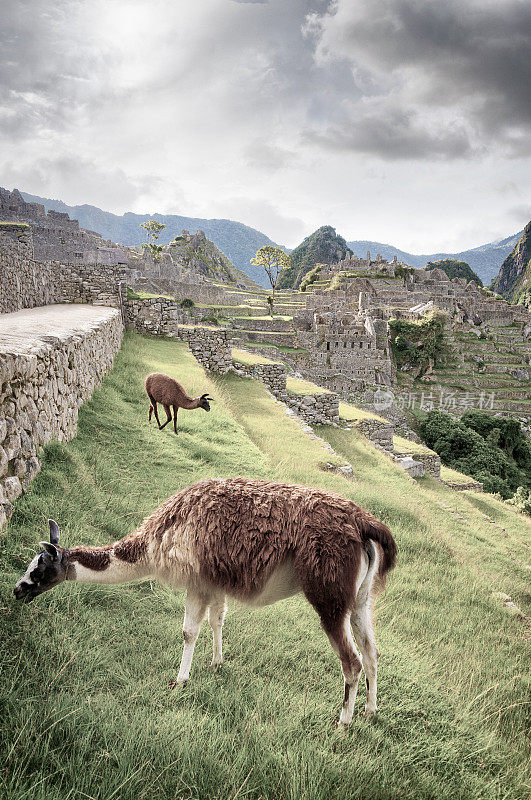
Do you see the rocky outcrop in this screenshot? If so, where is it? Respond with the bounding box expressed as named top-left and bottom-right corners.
top-left (491, 220), bottom-right (531, 305)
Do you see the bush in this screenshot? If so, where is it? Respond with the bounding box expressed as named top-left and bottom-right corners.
top-left (507, 486), bottom-right (531, 515)
top-left (419, 410), bottom-right (531, 499)
top-left (180, 298), bottom-right (195, 308)
top-left (200, 314), bottom-right (219, 326)
top-left (389, 310), bottom-right (448, 376)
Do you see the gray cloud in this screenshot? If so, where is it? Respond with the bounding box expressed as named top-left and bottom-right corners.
top-left (305, 106), bottom-right (473, 161)
top-left (310, 0), bottom-right (531, 158)
top-left (0, 0), bottom-right (529, 252)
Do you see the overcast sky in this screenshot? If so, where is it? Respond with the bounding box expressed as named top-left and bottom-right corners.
top-left (1, 0), bottom-right (530, 250)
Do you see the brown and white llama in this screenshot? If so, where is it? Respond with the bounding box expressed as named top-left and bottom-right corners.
top-left (145, 372), bottom-right (213, 433)
top-left (14, 477), bottom-right (396, 726)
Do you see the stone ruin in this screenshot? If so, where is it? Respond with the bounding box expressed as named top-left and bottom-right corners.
top-left (323, 250), bottom-right (397, 278)
top-left (293, 304), bottom-right (395, 392)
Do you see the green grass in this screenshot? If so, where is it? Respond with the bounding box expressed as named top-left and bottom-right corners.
top-left (231, 348), bottom-right (280, 366)
top-left (393, 435), bottom-right (437, 456)
top-left (286, 376), bottom-right (331, 395)
top-left (338, 402), bottom-right (386, 422)
top-left (1, 332), bottom-right (530, 800)
top-left (232, 315), bottom-right (293, 321)
top-left (127, 289), bottom-right (174, 300)
top-left (440, 465), bottom-right (481, 485)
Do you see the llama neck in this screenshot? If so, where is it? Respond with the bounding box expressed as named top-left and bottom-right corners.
top-left (66, 543), bottom-right (151, 585)
top-left (181, 395), bottom-right (201, 410)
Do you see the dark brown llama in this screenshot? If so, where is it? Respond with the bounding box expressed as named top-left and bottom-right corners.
top-left (14, 478), bottom-right (397, 726)
top-left (145, 372), bottom-right (213, 433)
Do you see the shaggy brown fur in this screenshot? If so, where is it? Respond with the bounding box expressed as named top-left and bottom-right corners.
top-left (145, 373), bottom-right (212, 433)
top-left (15, 478), bottom-right (397, 724)
top-left (69, 546), bottom-right (112, 571)
top-left (140, 478), bottom-right (396, 617)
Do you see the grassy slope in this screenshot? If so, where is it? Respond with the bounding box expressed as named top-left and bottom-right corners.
top-left (1, 333), bottom-right (529, 800)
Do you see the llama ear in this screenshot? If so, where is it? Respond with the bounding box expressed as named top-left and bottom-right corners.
top-left (48, 519), bottom-right (60, 545)
top-left (39, 542), bottom-right (61, 561)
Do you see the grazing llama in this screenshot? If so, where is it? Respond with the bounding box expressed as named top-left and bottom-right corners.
top-left (14, 478), bottom-right (396, 726)
top-left (145, 372), bottom-right (213, 433)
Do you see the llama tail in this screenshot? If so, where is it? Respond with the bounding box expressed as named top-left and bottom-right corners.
top-left (356, 514), bottom-right (397, 577)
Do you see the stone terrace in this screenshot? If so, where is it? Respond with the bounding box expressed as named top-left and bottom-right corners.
top-left (0, 305), bottom-right (123, 527)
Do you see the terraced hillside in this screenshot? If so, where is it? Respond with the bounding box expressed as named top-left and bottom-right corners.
top-left (1, 333), bottom-right (529, 800)
top-left (395, 324), bottom-right (531, 420)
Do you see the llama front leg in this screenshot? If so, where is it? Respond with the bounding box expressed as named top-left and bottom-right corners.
top-left (208, 597), bottom-right (227, 671)
top-left (159, 404), bottom-right (173, 430)
top-left (148, 395), bottom-right (162, 427)
top-left (171, 591), bottom-right (208, 687)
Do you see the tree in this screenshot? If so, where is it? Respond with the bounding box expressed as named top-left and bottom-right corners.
top-left (250, 246), bottom-right (290, 312)
top-left (140, 220), bottom-right (166, 260)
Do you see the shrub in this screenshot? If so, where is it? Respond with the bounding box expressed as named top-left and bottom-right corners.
top-left (419, 410), bottom-right (531, 499)
top-left (388, 310), bottom-right (448, 376)
top-left (200, 314), bottom-right (219, 326)
top-left (180, 298), bottom-right (195, 308)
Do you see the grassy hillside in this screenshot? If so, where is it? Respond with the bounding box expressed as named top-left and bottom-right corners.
top-left (1, 333), bottom-right (529, 800)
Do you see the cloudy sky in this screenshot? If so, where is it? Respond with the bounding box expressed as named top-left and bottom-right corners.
top-left (1, 0), bottom-right (530, 250)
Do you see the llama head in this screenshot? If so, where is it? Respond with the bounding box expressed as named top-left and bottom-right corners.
top-left (14, 519), bottom-right (68, 603)
top-left (199, 393), bottom-right (213, 412)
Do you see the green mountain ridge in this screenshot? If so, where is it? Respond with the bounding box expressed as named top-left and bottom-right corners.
top-left (490, 220), bottom-right (531, 307)
top-left (16, 189), bottom-right (523, 289)
top-left (425, 259), bottom-right (483, 285)
top-left (277, 225), bottom-right (352, 288)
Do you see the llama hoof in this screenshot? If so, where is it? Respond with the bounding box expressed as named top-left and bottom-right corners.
top-left (362, 706), bottom-right (377, 718)
top-left (335, 721), bottom-right (349, 733)
top-left (169, 678), bottom-right (188, 689)
top-left (210, 661), bottom-right (223, 673)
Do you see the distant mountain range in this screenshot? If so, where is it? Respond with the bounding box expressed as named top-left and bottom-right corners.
top-left (346, 234), bottom-right (523, 286)
top-left (19, 190), bottom-right (521, 287)
top-left (20, 191), bottom-right (283, 287)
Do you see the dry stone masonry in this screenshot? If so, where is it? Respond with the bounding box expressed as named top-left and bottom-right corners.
top-left (179, 326), bottom-right (235, 373)
top-left (124, 297), bottom-right (180, 336)
top-left (0, 306), bottom-right (123, 528)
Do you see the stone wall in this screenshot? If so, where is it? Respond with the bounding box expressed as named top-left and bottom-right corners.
top-left (179, 326), bottom-right (234, 373)
top-left (124, 297), bottom-right (180, 336)
top-left (232, 357), bottom-right (340, 425)
top-left (0, 224), bottom-right (56, 312)
top-left (0, 224), bottom-right (130, 312)
top-left (285, 391), bottom-right (340, 426)
top-left (355, 419), bottom-right (394, 449)
top-left (0, 307), bottom-right (123, 529)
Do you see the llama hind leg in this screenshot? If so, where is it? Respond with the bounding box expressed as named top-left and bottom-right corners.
top-left (351, 594), bottom-right (379, 716)
top-left (208, 596), bottom-right (227, 670)
top-left (171, 590), bottom-right (208, 687)
top-left (322, 613), bottom-right (362, 726)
